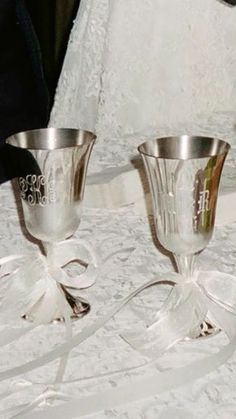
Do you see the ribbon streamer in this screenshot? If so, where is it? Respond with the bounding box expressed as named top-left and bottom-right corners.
top-left (22, 333), bottom-right (236, 419)
top-left (24, 271), bottom-right (236, 418)
top-left (1, 267), bottom-right (236, 417)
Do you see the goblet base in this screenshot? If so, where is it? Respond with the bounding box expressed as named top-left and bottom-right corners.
top-left (59, 285), bottom-right (91, 322)
top-left (187, 319), bottom-right (220, 340)
top-left (22, 285), bottom-right (90, 324)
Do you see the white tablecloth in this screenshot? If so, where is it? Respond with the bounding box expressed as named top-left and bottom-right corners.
top-left (1, 113), bottom-right (236, 418)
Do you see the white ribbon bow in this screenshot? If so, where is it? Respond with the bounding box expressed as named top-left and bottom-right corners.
top-left (0, 239), bottom-right (98, 324)
top-left (122, 270), bottom-right (236, 354)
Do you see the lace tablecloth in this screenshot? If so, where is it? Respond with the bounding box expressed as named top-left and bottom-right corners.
top-left (1, 114), bottom-right (236, 418)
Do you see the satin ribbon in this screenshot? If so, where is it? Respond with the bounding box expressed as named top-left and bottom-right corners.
top-left (122, 270), bottom-right (236, 353)
top-left (0, 239), bottom-right (98, 325)
top-left (1, 269), bottom-right (236, 417)
top-left (0, 238), bottom-right (98, 416)
top-left (22, 332), bottom-right (236, 419)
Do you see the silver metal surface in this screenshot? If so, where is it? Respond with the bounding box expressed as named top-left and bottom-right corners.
top-left (138, 135), bottom-right (229, 161)
top-left (7, 128), bottom-right (96, 321)
top-left (7, 128), bottom-right (96, 242)
top-left (138, 135), bottom-right (230, 275)
top-left (139, 135), bottom-right (230, 339)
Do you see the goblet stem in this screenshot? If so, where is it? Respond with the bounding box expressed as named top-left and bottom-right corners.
top-left (174, 254), bottom-right (196, 279)
top-left (174, 252), bottom-right (220, 338)
top-left (43, 241), bottom-right (90, 321)
top-left (60, 285), bottom-right (90, 319)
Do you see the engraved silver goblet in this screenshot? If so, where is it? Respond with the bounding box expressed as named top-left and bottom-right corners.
top-left (6, 128), bottom-right (96, 321)
top-left (138, 135), bottom-right (230, 336)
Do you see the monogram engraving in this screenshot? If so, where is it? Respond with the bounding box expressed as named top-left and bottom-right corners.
top-left (198, 190), bottom-right (210, 213)
top-left (197, 179), bottom-right (210, 215)
top-left (19, 175), bottom-right (56, 206)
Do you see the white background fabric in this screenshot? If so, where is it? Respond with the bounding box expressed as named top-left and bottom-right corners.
top-left (50, 0), bottom-right (236, 141)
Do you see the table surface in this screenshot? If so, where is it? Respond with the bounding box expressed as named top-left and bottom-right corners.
top-left (1, 112), bottom-right (236, 418)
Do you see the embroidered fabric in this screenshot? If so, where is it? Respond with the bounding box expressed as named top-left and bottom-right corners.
top-left (1, 179), bottom-right (236, 418)
top-left (50, 0), bottom-right (236, 143)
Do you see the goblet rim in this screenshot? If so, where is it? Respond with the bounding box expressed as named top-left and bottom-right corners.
top-left (138, 134), bottom-right (230, 160)
top-left (6, 127), bottom-right (96, 150)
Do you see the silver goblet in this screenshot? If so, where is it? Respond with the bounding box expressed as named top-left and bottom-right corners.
top-left (138, 135), bottom-right (230, 336)
top-left (6, 127), bottom-right (96, 321)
